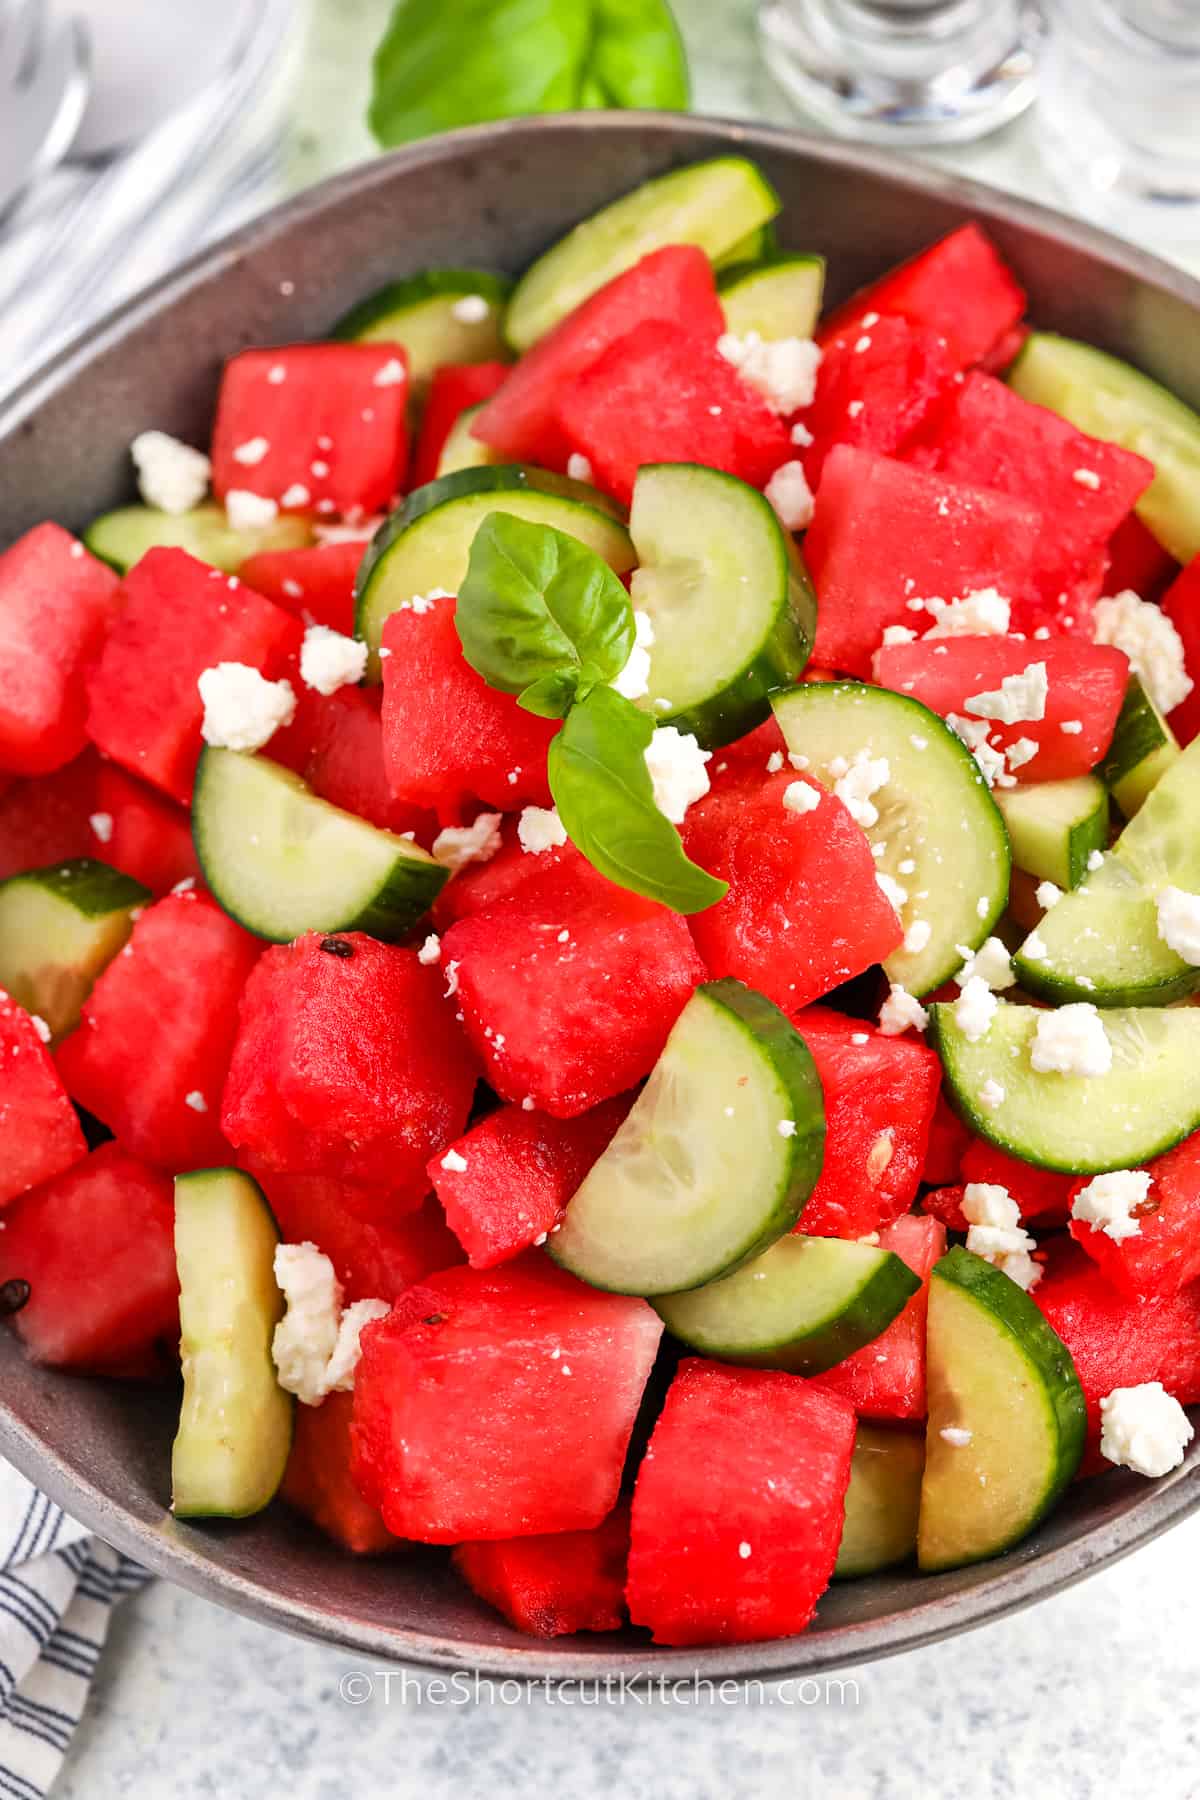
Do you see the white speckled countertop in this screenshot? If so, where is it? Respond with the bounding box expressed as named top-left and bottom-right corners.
top-left (52, 4), bottom-right (1200, 1793)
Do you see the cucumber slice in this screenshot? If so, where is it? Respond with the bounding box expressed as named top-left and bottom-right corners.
top-left (713, 221), bottom-right (778, 270)
top-left (192, 749), bottom-right (447, 943)
top-left (172, 1167), bottom-right (293, 1519)
top-left (505, 158), bottom-right (781, 353)
top-left (994, 776), bottom-right (1108, 890)
top-left (628, 464), bottom-right (815, 747)
top-left (772, 682), bottom-right (1011, 995)
top-left (1101, 674), bottom-right (1181, 819)
top-left (930, 997), bottom-right (1200, 1172)
top-left (918, 1247), bottom-right (1086, 1571)
top-left (653, 1233), bottom-right (918, 1372)
top-left (834, 1426), bottom-right (924, 1579)
top-left (1009, 333), bottom-right (1200, 564)
top-left (333, 269), bottom-right (511, 404)
top-left (551, 979), bottom-right (824, 1297)
top-left (84, 503), bottom-right (311, 575)
top-left (1014, 735), bottom-right (1200, 1006)
top-left (0, 859), bottom-right (149, 1041)
top-left (435, 402), bottom-right (500, 479)
top-left (717, 254), bottom-right (825, 341)
top-left (354, 465), bottom-right (635, 674)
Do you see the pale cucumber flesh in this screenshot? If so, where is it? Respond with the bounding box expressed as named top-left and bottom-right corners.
top-left (84, 503), bottom-right (310, 575)
top-left (994, 776), bottom-right (1108, 890)
top-left (835, 1426), bottom-right (924, 1579)
top-left (0, 859), bottom-right (149, 1041)
top-left (717, 255), bottom-right (825, 340)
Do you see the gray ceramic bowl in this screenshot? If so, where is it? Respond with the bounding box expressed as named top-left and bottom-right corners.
top-left (2, 114), bottom-right (1199, 1682)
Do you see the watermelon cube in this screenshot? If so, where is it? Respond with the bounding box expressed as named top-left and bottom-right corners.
top-left (453, 1504), bottom-right (630, 1638)
top-left (1162, 554), bottom-right (1200, 748)
top-left (1069, 1130), bottom-right (1200, 1298)
top-left (0, 1143), bottom-right (177, 1373)
top-left (473, 246), bottom-right (724, 469)
top-left (411, 360), bottom-right (510, 488)
top-left (0, 992), bottom-right (86, 1208)
top-left (351, 1257), bottom-right (662, 1541)
top-left (558, 319), bottom-right (794, 508)
top-left (813, 1214), bottom-right (947, 1420)
top-left (0, 751), bottom-right (199, 894)
top-left (238, 541), bottom-right (362, 637)
top-left (873, 635), bottom-right (1129, 781)
top-left (86, 547), bottom-right (302, 804)
top-left (380, 597), bottom-right (557, 822)
top-left (431, 819), bottom-right (580, 929)
top-left (801, 314), bottom-right (957, 489)
top-left (0, 524), bottom-right (121, 776)
top-left (210, 343), bottom-right (409, 520)
top-left (440, 864), bottom-right (705, 1117)
top-left (922, 1091), bottom-right (973, 1185)
top-left (56, 890), bottom-right (260, 1170)
top-left (791, 1007), bottom-right (941, 1238)
top-left (681, 770), bottom-right (903, 1014)
top-left (960, 1138), bottom-right (1074, 1223)
top-left (1106, 513), bottom-right (1178, 606)
top-left (292, 685), bottom-right (435, 839)
top-left (0, 753), bottom-right (102, 882)
top-left (222, 932), bottom-right (478, 1195)
top-left (920, 1184), bottom-right (969, 1233)
top-left (280, 1392), bottom-right (401, 1554)
top-left (626, 1359), bottom-right (856, 1646)
top-left (429, 1096), bottom-right (629, 1269)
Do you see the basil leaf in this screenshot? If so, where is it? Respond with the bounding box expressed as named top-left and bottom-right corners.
top-left (368, 0), bottom-right (689, 148)
top-left (549, 686), bottom-right (727, 915)
top-left (456, 512), bottom-right (635, 716)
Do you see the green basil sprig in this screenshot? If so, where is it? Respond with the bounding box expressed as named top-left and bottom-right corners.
top-left (456, 511), bottom-right (635, 719)
top-left (369, 0), bottom-right (689, 149)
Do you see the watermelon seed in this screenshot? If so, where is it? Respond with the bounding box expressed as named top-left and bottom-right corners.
top-left (422, 1313), bottom-right (446, 1326)
top-left (320, 937), bottom-right (354, 958)
top-left (0, 1278), bottom-right (30, 1316)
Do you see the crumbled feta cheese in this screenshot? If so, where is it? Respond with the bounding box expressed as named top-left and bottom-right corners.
top-left (1036, 880), bottom-right (1064, 911)
top-left (782, 779), bottom-right (821, 815)
top-left (790, 420), bottom-right (813, 448)
top-left (272, 1243), bottom-right (343, 1406)
top-left (922, 588), bottom-right (1011, 638)
top-left (940, 1426), bottom-right (973, 1447)
top-left (1155, 886), bottom-right (1200, 964)
top-left (418, 933), bottom-right (441, 966)
top-left (945, 713), bottom-right (1008, 787)
top-left (267, 364), bottom-right (287, 384)
top-left (130, 430), bottom-right (210, 514)
top-left (777, 1120), bottom-right (796, 1138)
top-left (88, 811), bottom-right (114, 844)
top-left (955, 975), bottom-right (998, 1043)
top-left (833, 750), bottom-right (890, 829)
top-left (432, 813), bottom-right (503, 870)
top-left (716, 331), bottom-right (822, 415)
top-left (225, 489), bottom-right (279, 531)
top-left (878, 984), bottom-right (928, 1037)
top-left (963, 1182), bottom-right (1021, 1230)
top-left (643, 727), bottom-right (711, 824)
top-left (299, 624), bottom-right (368, 695)
top-left (1006, 737), bottom-right (1039, 771)
top-left (402, 588), bottom-right (453, 615)
top-left (962, 1183), bottom-right (1041, 1290)
top-left (197, 662), bottom-right (296, 751)
top-left (1093, 590), bottom-right (1193, 715)
top-left (979, 1077), bottom-right (1006, 1110)
top-left (29, 1014), bottom-right (52, 1044)
top-left (764, 460), bottom-right (815, 532)
top-left (738, 1540), bottom-right (752, 1559)
top-left (904, 919), bottom-right (932, 954)
top-left (280, 482), bottom-right (311, 508)
top-left (325, 1298), bottom-right (391, 1392)
top-left (955, 936), bottom-right (1015, 993)
top-left (1072, 467), bottom-right (1101, 490)
top-left (766, 751), bottom-right (784, 773)
top-left (310, 459), bottom-right (330, 479)
top-left (517, 805), bottom-right (568, 854)
top-left (1030, 1003), bottom-right (1112, 1076)
top-left (881, 625), bottom-right (917, 646)
top-left (611, 609), bottom-right (656, 701)
top-left (566, 452), bottom-right (594, 484)
top-left (876, 871), bottom-right (908, 914)
top-left (1100, 1382), bottom-right (1193, 1477)
top-left (372, 358), bottom-right (406, 387)
top-left (441, 1148), bottom-right (468, 1173)
top-left (964, 661), bottom-right (1049, 725)
top-left (183, 1090), bottom-right (208, 1113)
top-left (232, 436), bottom-right (270, 466)
top-left (1072, 1169), bottom-right (1152, 1243)
top-left (451, 294), bottom-right (490, 324)
top-left (1023, 929), bottom-right (1048, 960)
top-left (444, 960), bottom-right (460, 998)
top-left (1060, 719), bottom-right (1083, 735)
top-left (847, 399), bottom-right (864, 418)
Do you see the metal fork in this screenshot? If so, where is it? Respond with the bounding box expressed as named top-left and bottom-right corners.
top-left (0, 0), bottom-right (89, 223)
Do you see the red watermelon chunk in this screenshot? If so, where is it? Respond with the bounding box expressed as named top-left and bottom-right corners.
top-left (0, 524), bottom-right (122, 776)
top-left (0, 1143), bottom-right (177, 1373)
top-left (431, 820), bottom-right (582, 928)
top-left (1069, 1131), bottom-right (1200, 1298)
top-left (921, 1183), bottom-right (968, 1232)
top-left (211, 343), bottom-right (409, 519)
top-left (0, 753), bottom-right (103, 882)
top-left (380, 597), bottom-right (557, 822)
top-left (818, 223), bottom-right (1025, 370)
top-left (806, 448), bottom-right (1047, 676)
top-left (472, 246), bottom-right (724, 468)
top-left (791, 1007), bottom-right (940, 1238)
top-left (558, 319), bottom-right (794, 508)
top-left (681, 769), bottom-right (902, 1014)
top-left (626, 1359), bottom-right (856, 1646)
top-left (281, 1391), bottom-right (401, 1554)
top-left (1162, 554), bottom-right (1200, 747)
top-left (411, 360), bottom-right (510, 488)
top-left (922, 1092), bottom-right (973, 1185)
top-left (813, 1214), bottom-right (946, 1420)
top-left (0, 992), bottom-right (86, 1208)
top-left (238, 541), bottom-right (362, 637)
top-left (86, 547), bottom-right (302, 804)
top-left (56, 891), bottom-right (259, 1169)
top-left (429, 1096), bottom-right (629, 1269)
top-left (295, 685), bottom-right (435, 839)
top-left (1106, 513), bottom-right (1178, 606)
top-left (0, 751), bottom-right (199, 894)
top-left (873, 634), bottom-right (1129, 781)
top-left (960, 1138), bottom-right (1074, 1223)
top-left (351, 1257), bottom-right (662, 1542)
top-left (440, 867), bottom-right (704, 1118)
top-left (222, 932), bottom-right (477, 1195)
top-left (801, 314), bottom-right (957, 489)
top-left (453, 1504), bottom-right (630, 1637)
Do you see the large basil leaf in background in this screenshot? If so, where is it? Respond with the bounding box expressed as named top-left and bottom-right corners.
top-left (549, 686), bottom-right (727, 914)
top-left (369, 0), bottom-right (689, 147)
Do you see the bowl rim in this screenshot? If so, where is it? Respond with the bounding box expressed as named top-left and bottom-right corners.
top-left (3, 109), bottom-right (1200, 1680)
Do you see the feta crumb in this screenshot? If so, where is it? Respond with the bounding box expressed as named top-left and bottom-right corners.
top-left (272, 1243), bottom-right (343, 1407)
top-left (372, 358), bottom-right (406, 387)
top-left (782, 779), bottom-right (821, 815)
top-left (847, 399), bottom-right (864, 418)
top-left (766, 751), bottom-right (784, 773)
top-left (777, 1120), bottom-right (796, 1138)
top-left (1006, 736), bottom-right (1039, 771)
top-left (962, 1182), bottom-right (1041, 1290)
top-left (764, 460), bottom-right (815, 532)
top-left (1155, 887), bottom-right (1200, 964)
top-left (738, 1540), bottom-right (752, 1559)
top-left (130, 430), bottom-right (210, 514)
top-left (643, 727), bottom-right (711, 824)
top-left (979, 1077), bottom-right (1006, 1110)
top-left (232, 436), bottom-right (270, 466)
top-left (611, 609), bottom-right (656, 701)
top-left (1087, 849), bottom-right (1105, 872)
top-left (1030, 1003), bottom-right (1112, 1077)
top-left (833, 750), bottom-right (890, 829)
top-left (1100, 1382), bottom-right (1193, 1477)
top-left (30, 1015), bottom-right (52, 1044)
top-left (88, 811), bottom-right (114, 844)
top-left (881, 625), bottom-right (917, 646)
top-left (1036, 880), bottom-right (1064, 911)
top-left (451, 294), bottom-right (490, 324)
top-left (716, 331), bottom-right (822, 415)
top-left (851, 1032), bottom-right (869, 1045)
top-left (433, 814), bottom-right (503, 870)
top-left (401, 587), bottom-right (453, 616)
top-left (964, 661), bottom-right (1049, 725)
top-left (183, 1090), bottom-right (208, 1113)
top-left (299, 624), bottom-right (368, 695)
top-left (310, 460), bottom-right (330, 479)
top-left (197, 662), bottom-right (296, 751)
top-left (1093, 590), bottom-right (1193, 715)
top-left (440, 1148), bottom-right (468, 1173)
top-left (1072, 467), bottom-right (1101, 490)
top-left (443, 960), bottom-right (460, 998)
top-left (267, 364), bottom-right (287, 384)
top-left (945, 713), bottom-right (1007, 787)
top-left (922, 588), bottom-right (1011, 639)
top-left (280, 482), bottom-right (311, 509)
top-left (1023, 929), bottom-right (1049, 960)
top-left (1060, 719), bottom-right (1083, 735)
top-left (517, 805), bottom-right (568, 854)
top-left (418, 933), bottom-right (441, 966)
top-left (876, 870), bottom-right (908, 914)
top-left (225, 489), bottom-right (279, 531)
top-left (955, 975), bottom-right (998, 1043)
top-left (325, 1298), bottom-right (391, 1392)
top-left (790, 420), bottom-right (813, 448)
top-left (904, 919), bottom-right (932, 954)
top-left (1072, 1169), bottom-right (1152, 1243)
top-left (878, 984), bottom-right (928, 1037)
top-left (566, 452), bottom-right (594, 484)
top-left (940, 1426), bottom-right (973, 1447)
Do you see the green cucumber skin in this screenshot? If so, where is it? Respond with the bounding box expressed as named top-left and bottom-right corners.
top-left (331, 268), bottom-right (513, 342)
top-left (994, 777), bottom-right (1108, 890)
top-left (833, 1425), bottom-right (924, 1579)
top-left (1102, 676), bottom-right (1180, 818)
top-left (1014, 948), bottom-right (1199, 1010)
top-left (713, 222), bottom-right (779, 270)
top-left (920, 1248), bottom-right (1085, 1571)
top-left (84, 503), bottom-right (310, 576)
top-left (716, 254), bottom-right (826, 341)
top-left (2, 858), bottom-right (149, 918)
